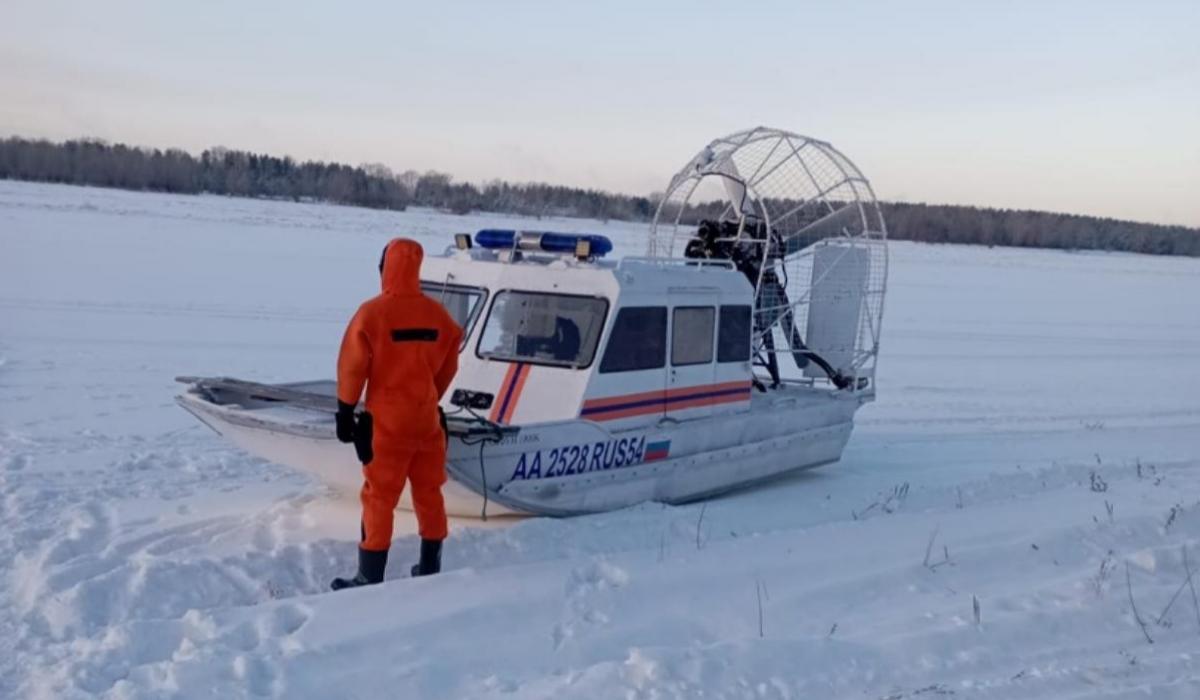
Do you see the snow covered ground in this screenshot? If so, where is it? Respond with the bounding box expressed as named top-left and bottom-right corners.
top-left (2, 179), bottom-right (1199, 699)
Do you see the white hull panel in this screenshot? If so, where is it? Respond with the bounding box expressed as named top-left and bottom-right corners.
top-left (177, 393), bottom-right (516, 517)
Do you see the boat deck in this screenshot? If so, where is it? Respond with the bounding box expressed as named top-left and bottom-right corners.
top-left (181, 376), bottom-right (856, 425)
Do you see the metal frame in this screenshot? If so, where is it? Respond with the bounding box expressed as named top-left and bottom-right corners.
top-left (648, 127), bottom-right (889, 391)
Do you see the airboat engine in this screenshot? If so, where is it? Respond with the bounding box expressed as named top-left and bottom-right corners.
top-left (649, 127), bottom-right (887, 393)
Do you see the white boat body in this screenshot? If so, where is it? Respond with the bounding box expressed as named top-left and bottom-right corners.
top-left (176, 241), bottom-right (875, 517)
top-left (176, 128), bottom-right (888, 518)
top-left (176, 382), bottom-right (519, 516)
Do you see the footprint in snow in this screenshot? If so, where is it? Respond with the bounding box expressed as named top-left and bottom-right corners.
top-left (43, 501), bottom-right (116, 567)
top-left (232, 652), bottom-right (280, 697)
top-left (260, 602), bottom-right (311, 638)
top-left (3, 452), bottom-right (32, 471)
top-left (554, 559), bottom-right (629, 649)
top-left (566, 559), bottom-right (630, 596)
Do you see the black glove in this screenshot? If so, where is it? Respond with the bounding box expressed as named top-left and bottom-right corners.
top-left (336, 401), bottom-right (357, 443)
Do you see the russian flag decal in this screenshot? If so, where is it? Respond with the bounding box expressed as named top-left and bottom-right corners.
top-left (644, 439), bottom-right (671, 462)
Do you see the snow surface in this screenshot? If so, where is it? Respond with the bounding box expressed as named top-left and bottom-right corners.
top-left (2, 179), bottom-right (1199, 699)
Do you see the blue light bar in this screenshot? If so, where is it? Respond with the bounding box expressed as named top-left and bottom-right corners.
top-left (475, 229), bottom-right (613, 257)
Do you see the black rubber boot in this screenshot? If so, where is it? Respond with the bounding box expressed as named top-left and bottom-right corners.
top-left (331, 547), bottom-right (388, 591)
top-left (410, 539), bottom-right (443, 577)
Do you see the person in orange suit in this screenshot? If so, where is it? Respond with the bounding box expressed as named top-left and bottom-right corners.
top-left (331, 238), bottom-right (462, 591)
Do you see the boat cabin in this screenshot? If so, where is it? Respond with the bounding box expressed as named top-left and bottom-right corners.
top-left (420, 230), bottom-right (755, 431)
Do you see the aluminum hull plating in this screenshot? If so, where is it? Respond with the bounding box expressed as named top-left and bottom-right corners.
top-left (176, 391), bottom-right (520, 517)
top-left (176, 381), bottom-right (862, 517)
top-left (449, 383), bottom-right (861, 516)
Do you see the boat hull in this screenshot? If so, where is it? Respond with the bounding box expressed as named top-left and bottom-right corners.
top-left (177, 392), bottom-right (518, 517)
top-left (177, 381), bottom-right (863, 517)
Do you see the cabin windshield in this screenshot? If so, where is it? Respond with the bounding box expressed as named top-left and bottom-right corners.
top-left (477, 291), bottom-right (608, 368)
top-left (421, 281), bottom-right (486, 347)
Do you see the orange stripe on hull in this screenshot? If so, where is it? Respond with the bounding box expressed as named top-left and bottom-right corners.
top-left (580, 380), bottom-right (753, 421)
top-left (581, 380), bottom-right (752, 411)
top-left (581, 387), bottom-right (668, 410)
top-left (489, 363), bottom-right (520, 423)
top-left (501, 364), bottom-right (531, 424)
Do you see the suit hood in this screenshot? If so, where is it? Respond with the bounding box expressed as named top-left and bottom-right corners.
top-left (380, 238), bottom-right (422, 295)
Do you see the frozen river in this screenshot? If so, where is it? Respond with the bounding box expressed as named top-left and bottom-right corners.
top-left (2, 180), bottom-right (1198, 698)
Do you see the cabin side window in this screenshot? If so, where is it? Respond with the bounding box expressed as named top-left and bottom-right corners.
top-left (671, 306), bottom-right (715, 366)
top-left (599, 307), bottom-right (667, 373)
top-left (420, 281), bottom-right (487, 350)
top-left (717, 305), bottom-right (752, 362)
top-left (476, 291), bottom-right (608, 368)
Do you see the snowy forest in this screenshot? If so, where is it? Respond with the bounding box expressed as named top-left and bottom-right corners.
top-left (2, 135), bottom-right (1197, 256)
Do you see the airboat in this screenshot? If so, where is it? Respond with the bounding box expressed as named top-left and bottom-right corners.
top-left (176, 127), bottom-right (888, 517)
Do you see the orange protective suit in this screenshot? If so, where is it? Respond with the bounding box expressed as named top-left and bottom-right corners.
top-left (337, 238), bottom-right (462, 551)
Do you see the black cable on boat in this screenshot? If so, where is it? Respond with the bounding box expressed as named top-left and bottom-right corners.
top-left (449, 405), bottom-right (505, 521)
top-left (478, 440), bottom-right (489, 520)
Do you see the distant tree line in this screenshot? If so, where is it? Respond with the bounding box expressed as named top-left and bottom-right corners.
top-left (883, 202), bottom-right (1198, 257)
top-left (1, 136), bottom-right (1196, 256)
top-left (0, 137), bottom-right (409, 210)
top-left (0, 136), bottom-right (656, 219)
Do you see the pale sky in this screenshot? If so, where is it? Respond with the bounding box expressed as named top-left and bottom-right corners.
top-left (2, 0), bottom-right (1197, 226)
